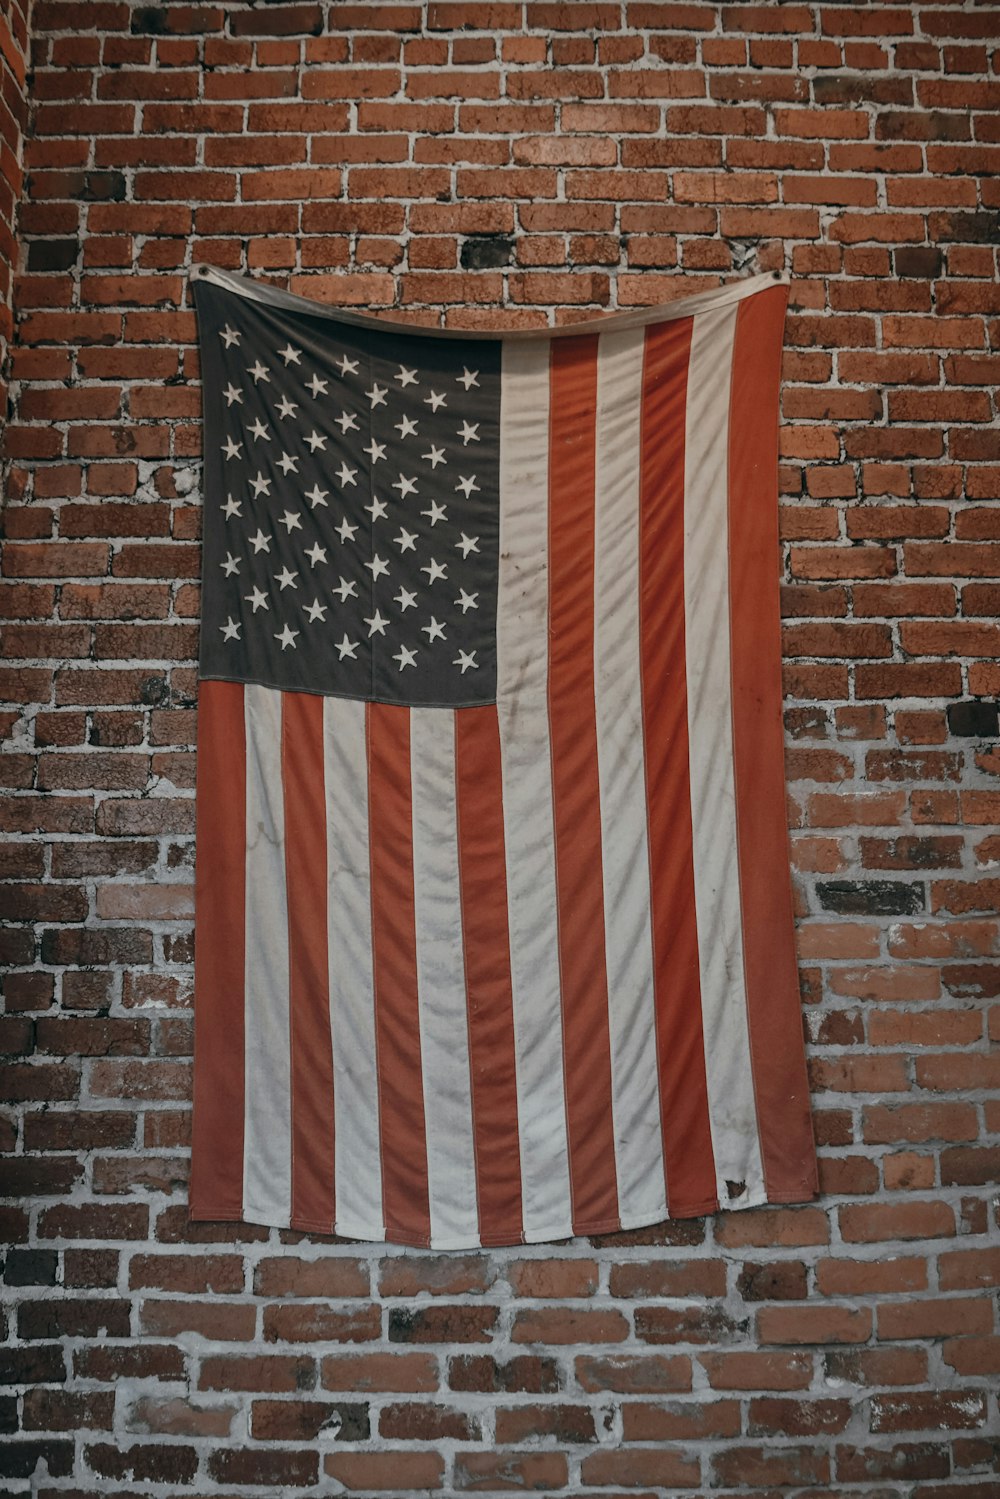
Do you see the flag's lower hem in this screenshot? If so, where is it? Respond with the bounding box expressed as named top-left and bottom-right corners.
top-left (188, 1181), bottom-right (820, 1250)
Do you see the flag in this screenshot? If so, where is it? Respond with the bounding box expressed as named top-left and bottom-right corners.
top-left (188, 265), bottom-right (818, 1249)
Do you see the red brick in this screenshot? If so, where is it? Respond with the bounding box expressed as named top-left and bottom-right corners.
top-left (757, 1305), bottom-right (872, 1345)
top-left (575, 1352), bottom-right (692, 1392)
top-left (263, 1303), bottom-right (381, 1344)
top-left (878, 1296), bottom-right (995, 1341)
top-left (700, 1351), bottom-right (813, 1390)
top-left (321, 1352), bottom-right (438, 1392)
top-left (839, 1201), bottom-right (956, 1243)
top-left (324, 1450), bottom-right (444, 1489)
top-left (506, 1258), bottom-right (598, 1297)
top-left (580, 1448), bottom-right (701, 1486)
top-left (511, 1307), bottom-right (629, 1344)
top-left (378, 1254), bottom-right (494, 1297)
top-left (254, 1257), bottom-right (370, 1299)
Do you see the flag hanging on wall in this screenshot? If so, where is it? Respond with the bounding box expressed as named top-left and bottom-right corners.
top-left (188, 265), bottom-right (819, 1249)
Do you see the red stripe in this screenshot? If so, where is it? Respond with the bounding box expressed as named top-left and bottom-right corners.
top-left (547, 334), bottom-right (620, 1232)
top-left (281, 690), bottom-right (335, 1231)
top-left (454, 705), bottom-right (523, 1245)
top-left (366, 702), bottom-right (431, 1244)
top-left (190, 680), bottom-right (246, 1219)
top-left (728, 287), bottom-right (818, 1200)
top-left (639, 318), bottom-right (719, 1216)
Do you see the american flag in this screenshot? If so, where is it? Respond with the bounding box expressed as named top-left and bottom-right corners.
top-left (188, 265), bottom-right (818, 1249)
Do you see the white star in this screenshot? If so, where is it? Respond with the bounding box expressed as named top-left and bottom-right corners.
top-left (455, 589), bottom-right (478, 613)
top-left (222, 436), bottom-right (242, 461)
top-left (304, 598), bottom-right (327, 623)
top-left (336, 409), bottom-right (359, 434)
top-left (336, 354), bottom-right (360, 376)
top-left (394, 526), bottom-right (417, 553)
top-left (422, 500), bottom-right (447, 526)
top-left (394, 644), bottom-right (418, 671)
top-left (279, 509), bottom-right (302, 533)
top-left (425, 390), bottom-right (446, 411)
top-left (395, 414), bottom-right (418, 439)
top-left (365, 554), bottom-right (390, 581)
top-left (365, 495), bottom-right (388, 523)
top-left (332, 577), bottom-right (358, 602)
top-left (307, 373), bottom-right (328, 397)
top-left (248, 359), bottom-right (270, 384)
top-left (395, 365), bottom-right (418, 387)
top-left (364, 438), bottom-right (387, 464)
top-left (277, 452), bottom-right (299, 476)
top-left (457, 367), bottom-right (479, 390)
top-left (223, 383), bottom-right (243, 407)
top-left (393, 474), bottom-right (417, 500)
top-left (245, 586), bottom-right (268, 612)
top-left (276, 567), bottom-right (298, 591)
top-left (454, 649), bottom-right (478, 673)
top-left (220, 324), bottom-right (240, 348)
top-left (278, 343), bottom-right (301, 365)
top-left (458, 420), bottom-right (480, 445)
top-left (220, 552), bottom-right (240, 576)
top-left (220, 616), bottom-right (240, 641)
top-left (305, 484), bottom-right (328, 510)
top-left (421, 557), bottom-right (447, 584)
top-left (304, 430), bottom-right (327, 453)
top-left (249, 529), bottom-right (270, 554)
top-left (456, 532), bottom-right (480, 558)
top-left (395, 586), bottom-right (417, 612)
top-left (423, 444), bottom-right (447, 469)
top-left (337, 461), bottom-right (358, 488)
top-left (222, 494), bottom-right (241, 520)
top-left (336, 517), bottom-right (358, 544)
top-left (249, 417), bottom-right (270, 442)
top-left (364, 609), bottom-right (389, 637)
top-left (455, 474), bottom-right (480, 498)
top-left (276, 394), bottom-right (298, 420)
top-left (366, 382), bottom-right (388, 408)
top-left (275, 623), bottom-right (298, 650)
top-left (305, 542), bottom-right (327, 566)
top-left (335, 634), bottom-right (358, 659)
top-left (422, 616), bottom-right (446, 643)
top-left (249, 472), bottom-right (270, 499)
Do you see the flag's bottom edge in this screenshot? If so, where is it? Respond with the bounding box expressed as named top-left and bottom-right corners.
top-left (187, 1183), bottom-right (820, 1250)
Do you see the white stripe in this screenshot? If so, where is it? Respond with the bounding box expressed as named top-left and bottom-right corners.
top-left (242, 683), bottom-right (291, 1224)
top-left (497, 341), bottom-right (573, 1241)
top-left (409, 709), bottom-right (480, 1249)
top-left (684, 306), bottom-right (766, 1201)
top-left (594, 328), bottom-right (666, 1226)
top-left (323, 696), bottom-right (384, 1239)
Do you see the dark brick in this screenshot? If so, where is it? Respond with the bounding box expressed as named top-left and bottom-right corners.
top-left (448, 1354), bottom-right (561, 1394)
top-left (85, 1442), bottom-right (199, 1483)
top-left (0, 1439), bottom-right (75, 1479)
top-left (461, 234), bottom-right (515, 269)
top-left (0, 1344), bottom-right (66, 1385)
top-left (894, 247), bottom-right (942, 279)
top-left (947, 700), bottom-right (999, 738)
top-left (26, 239), bottom-right (79, 272)
top-left (817, 880), bottom-right (925, 915)
top-left (3, 1248), bottom-right (59, 1285)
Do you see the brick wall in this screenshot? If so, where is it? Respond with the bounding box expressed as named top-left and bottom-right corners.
top-left (2, 2), bottom-right (998, 1494)
top-left (0, 0), bottom-right (31, 434)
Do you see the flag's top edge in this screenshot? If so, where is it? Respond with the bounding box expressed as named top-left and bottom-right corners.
top-left (189, 263), bottom-right (790, 341)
